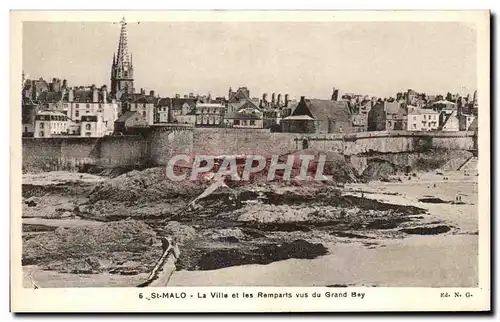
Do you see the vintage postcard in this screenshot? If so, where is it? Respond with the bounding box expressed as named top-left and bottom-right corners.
top-left (10, 10), bottom-right (490, 312)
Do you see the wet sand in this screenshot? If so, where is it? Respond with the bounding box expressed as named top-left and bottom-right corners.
top-left (169, 235), bottom-right (477, 287)
top-left (168, 171), bottom-right (478, 287)
top-left (22, 170), bottom-right (478, 288)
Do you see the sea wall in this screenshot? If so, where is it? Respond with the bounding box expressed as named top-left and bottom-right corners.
top-left (22, 129), bottom-right (476, 173)
top-left (299, 131), bottom-right (475, 155)
top-left (193, 128), bottom-right (298, 157)
top-left (22, 136), bottom-right (148, 172)
top-left (148, 126), bottom-right (194, 166)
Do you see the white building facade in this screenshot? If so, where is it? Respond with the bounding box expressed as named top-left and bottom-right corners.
top-left (34, 111), bottom-right (69, 138)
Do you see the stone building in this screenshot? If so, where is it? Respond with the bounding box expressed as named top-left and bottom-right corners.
top-left (160, 97), bottom-right (197, 123)
top-left (34, 111), bottom-right (69, 138)
top-left (407, 106), bottom-right (439, 131)
top-left (439, 110), bottom-right (460, 131)
top-left (80, 114), bottom-right (107, 137)
top-left (114, 111), bottom-right (148, 135)
top-left (22, 77), bottom-right (119, 136)
top-left (367, 101), bottom-right (386, 131)
top-left (195, 103), bottom-right (224, 127)
top-left (110, 17), bottom-right (135, 100)
top-left (223, 100), bottom-right (263, 128)
top-left (281, 96), bottom-right (353, 134)
top-left (120, 90), bottom-right (157, 125)
top-left (155, 98), bottom-right (170, 123)
top-left (384, 101), bottom-right (408, 130)
top-left (228, 87), bottom-right (250, 103)
top-left (64, 85), bottom-right (120, 135)
top-left (22, 97), bottom-right (39, 137)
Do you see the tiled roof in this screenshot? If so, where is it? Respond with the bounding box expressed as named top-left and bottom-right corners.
top-left (384, 101), bottom-right (405, 114)
top-left (434, 100), bottom-right (456, 106)
top-left (157, 97), bottom-right (196, 109)
top-left (121, 93), bottom-right (157, 104)
top-left (238, 99), bottom-right (260, 111)
top-left (115, 111), bottom-right (140, 123)
top-left (225, 110), bottom-right (262, 120)
top-left (73, 90), bottom-right (94, 102)
top-left (228, 87), bottom-right (250, 103)
top-left (294, 99), bottom-right (351, 123)
top-left (441, 112), bottom-right (456, 128)
top-left (282, 115), bottom-right (314, 121)
top-left (468, 117), bottom-right (478, 131)
top-left (38, 91), bottom-right (63, 103)
top-left (408, 107), bottom-right (439, 115)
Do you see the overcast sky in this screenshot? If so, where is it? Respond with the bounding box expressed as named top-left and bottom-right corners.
top-left (23, 21), bottom-right (477, 99)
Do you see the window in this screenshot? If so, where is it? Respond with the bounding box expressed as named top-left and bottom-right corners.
top-left (413, 123), bottom-right (416, 129)
top-left (143, 103), bottom-right (147, 108)
top-left (234, 120), bottom-right (240, 125)
top-left (388, 121), bottom-right (392, 126)
top-left (39, 131), bottom-right (44, 137)
top-left (76, 104), bottom-right (79, 108)
top-left (85, 124), bottom-right (91, 131)
top-left (85, 132), bottom-right (91, 137)
top-left (75, 111), bottom-right (79, 117)
top-left (413, 116), bottom-right (416, 120)
top-left (423, 115), bottom-right (426, 120)
top-left (250, 120), bottom-right (255, 126)
top-left (39, 122), bottom-right (44, 129)
top-left (86, 104), bottom-right (90, 109)
top-left (143, 111), bottom-right (147, 118)
top-left (24, 127), bottom-right (28, 132)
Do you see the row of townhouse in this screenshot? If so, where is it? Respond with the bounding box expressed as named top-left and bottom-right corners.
top-left (22, 83), bottom-right (120, 138)
top-left (279, 95), bottom-right (477, 135)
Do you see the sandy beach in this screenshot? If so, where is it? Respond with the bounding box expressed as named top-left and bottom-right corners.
top-left (22, 169), bottom-right (478, 288)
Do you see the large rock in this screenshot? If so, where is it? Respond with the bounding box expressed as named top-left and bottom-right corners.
top-left (163, 221), bottom-right (197, 245)
top-left (22, 219), bottom-right (161, 274)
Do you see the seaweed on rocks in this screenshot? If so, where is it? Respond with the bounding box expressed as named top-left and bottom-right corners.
top-left (196, 239), bottom-right (328, 271)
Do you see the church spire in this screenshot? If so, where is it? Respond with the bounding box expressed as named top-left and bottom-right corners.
top-left (110, 16), bottom-right (134, 98)
top-left (116, 17), bottom-right (130, 67)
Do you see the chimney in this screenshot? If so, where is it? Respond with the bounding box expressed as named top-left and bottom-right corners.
top-left (92, 86), bottom-right (98, 103)
top-left (277, 94), bottom-right (282, 106)
top-left (271, 93), bottom-right (276, 105)
top-left (285, 94), bottom-right (289, 107)
top-left (68, 88), bottom-right (74, 102)
top-left (175, 93), bottom-right (180, 98)
top-left (262, 93), bottom-right (267, 103)
top-left (61, 87), bottom-right (67, 101)
top-left (150, 90), bottom-right (155, 97)
top-left (62, 79), bottom-right (68, 89)
top-left (300, 96), bottom-right (305, 103)
top-left (140, 88), bottom-right (145, 95)
top-left (331, 88), bottom-right (339, 101)
top-left (101, 86), bottom-right (107, 103)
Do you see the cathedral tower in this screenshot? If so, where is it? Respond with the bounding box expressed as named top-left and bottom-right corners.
top-left (110, 17), bottom-right (134, 99)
